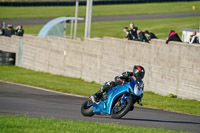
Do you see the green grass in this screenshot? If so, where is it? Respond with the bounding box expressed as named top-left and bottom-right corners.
top-left (23, 25), bottom-right (43, 35)
top-left (0, 65), bottom-right (200, 115)
top-left (142, 92), bottom-right (200, 115)
top-left (24, 16), bottom-right (199, 39)
top-left (0, 1), bottom-right (199, 18)
top-left (0, 65), bottom-right (101, 96)
top-left (0, 115), bottom-right (189, 133)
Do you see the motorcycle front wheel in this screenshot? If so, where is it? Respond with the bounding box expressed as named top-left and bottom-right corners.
top-left (81, 99), bottom-right (94, 117)
top-left (111, 98), bottom-right (133, 119)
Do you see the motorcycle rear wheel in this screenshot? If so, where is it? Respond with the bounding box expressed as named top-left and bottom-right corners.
top-left (111, 98), bottom-right (133, 119)
top-left (81, 100), bottom-right (94, 117)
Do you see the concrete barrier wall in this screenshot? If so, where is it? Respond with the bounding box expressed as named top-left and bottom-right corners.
top-left (0, 36), bottom-right (20, 66)
top-left (0, 35), bottom-right (200, 101)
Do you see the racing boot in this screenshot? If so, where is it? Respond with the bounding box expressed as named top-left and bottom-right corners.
top-left (90, 92), bottom-right (102, 103)
top-left (90, 95), bottom-right (96, 103)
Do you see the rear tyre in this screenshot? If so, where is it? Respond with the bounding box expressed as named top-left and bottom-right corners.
top-left (111, 98), bottom-right (133, 119)
top-left (81, 99), bottom-right (94, 117)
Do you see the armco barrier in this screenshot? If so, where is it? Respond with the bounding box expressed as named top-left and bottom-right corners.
top-left (0, 35), bottom-right (199, 101)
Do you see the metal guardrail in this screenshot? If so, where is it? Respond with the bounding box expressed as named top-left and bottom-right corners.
top-left (0, 0), bottom-right (199, 6)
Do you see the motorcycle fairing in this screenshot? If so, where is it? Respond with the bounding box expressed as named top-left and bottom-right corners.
top-left (92, 81), bottom-right (135, 115)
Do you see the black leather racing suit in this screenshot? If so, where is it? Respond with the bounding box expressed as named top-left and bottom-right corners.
top-left (93, 71), bottom-right (135, 101)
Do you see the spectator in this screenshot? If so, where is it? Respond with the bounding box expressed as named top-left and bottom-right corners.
top-left (15, 25), bottom-right (24, 37)
top-left (137, 30), bottom-right (149, 43)
top-left (123, 27), bottom-right (133, 40)
top-left (129, 22), bottom-right (138, 41)
top-left (144, 30), bottom-right (158, 41)
top-left (189, 30), bottom-right (199, 44)
top-left (4, 24), bottom-right (15, 37)
top-left (166, 30), bottom-right (182, 44)
top-left (0, 27), bottom-right (3, 36)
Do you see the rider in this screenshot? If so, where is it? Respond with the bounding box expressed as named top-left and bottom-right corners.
top-left (91, 65), bottom-right (145, 103)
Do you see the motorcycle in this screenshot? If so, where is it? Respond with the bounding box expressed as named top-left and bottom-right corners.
top-left (81, 77), bottom-right (143, 119)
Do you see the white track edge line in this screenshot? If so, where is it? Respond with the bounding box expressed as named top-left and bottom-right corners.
top-left (0, 80), bottom-right (87, 98)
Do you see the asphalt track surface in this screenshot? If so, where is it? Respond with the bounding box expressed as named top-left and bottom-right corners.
top-left (0, 81), bottom-right (200, 132)
top-left (0, 12), bottom-right (199, 26)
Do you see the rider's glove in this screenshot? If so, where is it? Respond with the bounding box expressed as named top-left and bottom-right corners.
top-left (115, 76), bottom-right (124, 85)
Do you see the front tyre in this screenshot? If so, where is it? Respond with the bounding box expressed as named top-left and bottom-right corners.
top-left (81, 99), bottom-right (94, 117)
top-left (111, 98), bottom-right (133, 119)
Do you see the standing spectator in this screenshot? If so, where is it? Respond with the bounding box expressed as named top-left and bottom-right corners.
top-left (137, 30), bottom-right (149, 43)
top-left (0, 27), bottom-right (3, 36)
top-left (144, 30), bottom-right (158, 41)
top-left (4, 24), bottom-right (15, 37)
top-left (15, 25), bottom-right (24, 37)
top-left (189, 30), bottom-right (199, 44)
top-left (129, 22), bottom-right (138, 41)
top-left (166, 30), bottom-right (182, 44)
top-left (123, 27), bottom-right (133, 40)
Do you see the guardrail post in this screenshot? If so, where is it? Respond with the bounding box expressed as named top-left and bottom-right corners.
top-left (84, 0), bottom-right (93, 38)
top-left (74, 0), bottom-right (79, 40)
top-left (70, 20), bottom-right (74, 39)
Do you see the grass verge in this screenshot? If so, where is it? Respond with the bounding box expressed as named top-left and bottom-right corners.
top-left (0, 65), bottom-right (200, 115)
top-left (0, 65), bottom-right (101, 96)
top-left (0, 2), bottom-right (199, 19)
top-left (24, 16), bottom-right (199, 39)
top-left (0, 115), bottom-right (189, 133)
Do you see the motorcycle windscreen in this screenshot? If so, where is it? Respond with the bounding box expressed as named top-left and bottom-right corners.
top-left (130, 77), bottom-right (143, 96)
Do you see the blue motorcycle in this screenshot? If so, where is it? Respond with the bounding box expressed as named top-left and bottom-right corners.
top-left (81, 77), bottom-right (143, 119)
